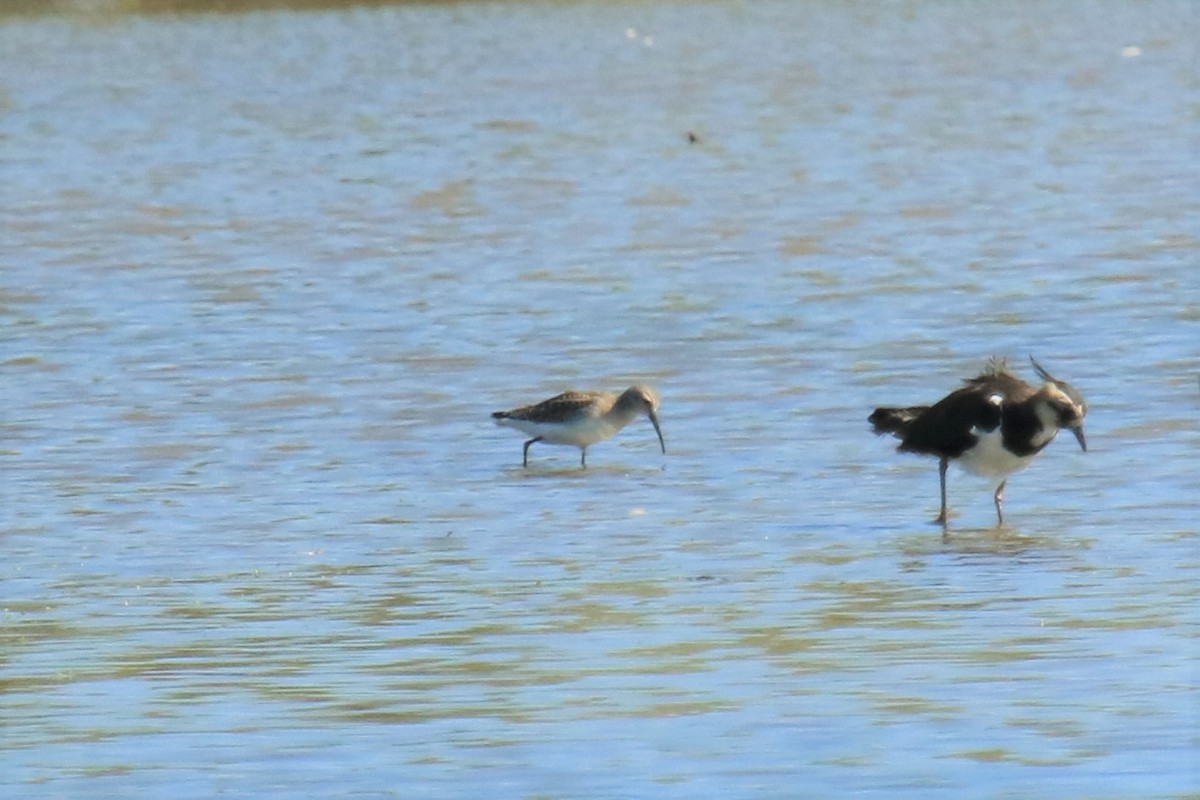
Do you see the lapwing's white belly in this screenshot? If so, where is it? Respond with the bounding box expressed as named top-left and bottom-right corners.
top-left (957, 426), bottom-right (1056, 478)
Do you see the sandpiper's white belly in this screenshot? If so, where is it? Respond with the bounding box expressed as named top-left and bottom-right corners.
top-left (957, 426), bottom-right (1056, 478)
top-left (495, 416), bottom-right (621, 448)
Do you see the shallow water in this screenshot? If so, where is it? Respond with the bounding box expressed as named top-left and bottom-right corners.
top-left (2, 1), bottom-right (1199, 797)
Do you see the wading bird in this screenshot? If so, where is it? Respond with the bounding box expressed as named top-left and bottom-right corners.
top-left (870, 357), bottom-right (1087, 526)
top-left (493, 385), bottom-right (665, 468)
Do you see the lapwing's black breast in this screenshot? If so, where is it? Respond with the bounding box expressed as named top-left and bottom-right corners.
top-left (1000, 403), bottom-right (1051, 457)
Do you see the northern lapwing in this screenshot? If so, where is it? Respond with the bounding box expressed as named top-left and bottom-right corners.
top-left (493, 385), bottom-right (665, 468)
top-left (869, 357), bottom-right (1087, 526)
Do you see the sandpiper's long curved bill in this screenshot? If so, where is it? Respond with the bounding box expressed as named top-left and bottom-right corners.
top-left (649, 409), bottom-right (666, 454)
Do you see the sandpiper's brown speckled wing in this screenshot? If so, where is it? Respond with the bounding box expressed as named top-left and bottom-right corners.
top-left (495, 391), bottom-right (607, 423)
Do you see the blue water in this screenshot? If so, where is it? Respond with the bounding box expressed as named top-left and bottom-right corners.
top-left (2, 1), bottom-right (1198, 797)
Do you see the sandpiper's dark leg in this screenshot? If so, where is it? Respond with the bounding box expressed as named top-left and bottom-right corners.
top-left (935, 457), bottom-right (949, 525)
top-left (993, 480), bottom-right (1006, 526)
top-left (580, 448), bottom-right (587, 469)
top-left (522, 437), bottom-right (543, 468)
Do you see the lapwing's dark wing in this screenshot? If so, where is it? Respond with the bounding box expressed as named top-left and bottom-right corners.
top-left (896, 371), bottom-right (1031, 458)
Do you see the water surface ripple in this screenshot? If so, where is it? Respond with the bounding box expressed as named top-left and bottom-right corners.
top-left (2, 1), bottom-right (1198, 798)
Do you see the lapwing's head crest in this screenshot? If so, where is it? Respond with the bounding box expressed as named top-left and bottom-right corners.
top-left (1030, 356), bottom-right (1087, 450)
